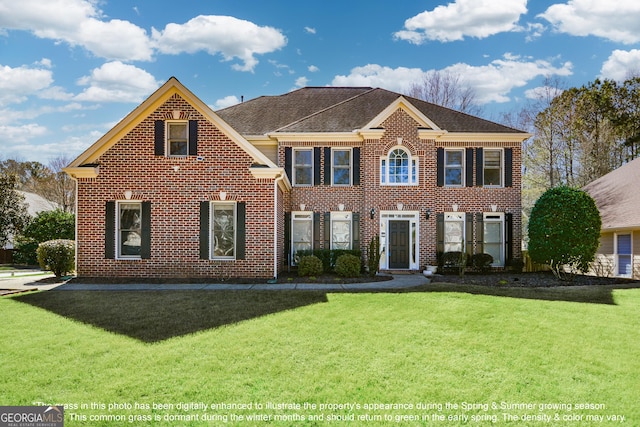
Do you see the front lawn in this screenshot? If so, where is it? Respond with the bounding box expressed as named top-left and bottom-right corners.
top-left (1, 285), bottom-right (639, 426)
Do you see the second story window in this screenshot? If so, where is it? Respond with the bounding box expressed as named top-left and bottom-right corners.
top-left (484, 149), bottom-right (503, 187)
top-left (380, 147), bottom-right (417, 185)
top-left (332, 148), bottom-right (352, 186)
top-left (167, 121), bottom-right (188, 156)
top-left (293, 148), bottom-right (313, 186)
top-left (445, 149), bottom-right (464, 186)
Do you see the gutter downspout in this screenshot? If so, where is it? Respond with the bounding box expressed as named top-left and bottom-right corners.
top-left (273, 173), bottom-right (285, 279)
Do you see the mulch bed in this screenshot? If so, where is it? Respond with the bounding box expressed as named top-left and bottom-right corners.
top-left (434, 271), bottom-right (640, 287)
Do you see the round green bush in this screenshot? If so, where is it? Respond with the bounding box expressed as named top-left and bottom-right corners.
top-left (335, 254), bottom-right (361, 278)
top-left (36, 239), bottom-right (75, 278)
top-left (298, 255), bottom-right (323, 277)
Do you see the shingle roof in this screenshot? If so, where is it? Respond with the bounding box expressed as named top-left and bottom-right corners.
top-left (216, 87), bottom-right (525, 135)
top-left (584, 156), bottom-right (640, 230)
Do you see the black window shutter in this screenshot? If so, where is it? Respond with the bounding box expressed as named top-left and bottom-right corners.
top-left (154, 120), bottom-right (165, 156)
top-left (465, 213), bottom-right (473, 255)
top-left (324, 212), bottom-right (331, 249)
top-left (476, 148), bottom-right (484, 187)
top-left (140, 201), bottom-right (151, 259)
top-left (352, 212), bottom-right (360, 250)
top-left (504, 148), bottom-right (513, 187)
top-left (284, 212), bottom-right (291, 265)
top-left (284, 147), bottom-right (292, 181)
top-left (313, 212), bottom-right (321, 250)
top-left (353, 148), bottom-right (361, 186)
top-left (465, 148), bottom-right (474, 187)
top-left (314, 147), bottom-right (322, 186)
top-left (505, 213), bottom-right (513, 263)
top-left (436, 147), bottom-right (444, 187)
top-left (188, 120), bottom-right (198, 156)
top-left (323, 147), bottom-right (331, 185)
top-left (199, 201), bottom-right (210, 259)
top-left (436, 213), bottom-right (444, 254)
top-left (105, 201), bottom-right (115, 259)
top-left (476, 213), bottom-right (484, 254)
top-left (236, 202), bottom-right (246, 260)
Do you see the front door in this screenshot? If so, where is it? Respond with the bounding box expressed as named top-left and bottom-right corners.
top-left (389, 220), bottom-right (410, 269)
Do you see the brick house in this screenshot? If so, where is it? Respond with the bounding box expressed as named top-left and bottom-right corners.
top-left (65, 77), bottom-right (529, 279)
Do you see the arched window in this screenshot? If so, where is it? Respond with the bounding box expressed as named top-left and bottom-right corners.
top-left (380, 147), bottom-right (417, 185)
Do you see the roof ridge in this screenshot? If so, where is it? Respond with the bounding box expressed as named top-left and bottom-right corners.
top-left (273, 87), bottom-right (377, 132)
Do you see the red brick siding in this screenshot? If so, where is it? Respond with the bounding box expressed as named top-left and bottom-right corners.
top-left (281, 108), bottom-right (522, 269)
top-left (76, 94), bottom-right (277, 278)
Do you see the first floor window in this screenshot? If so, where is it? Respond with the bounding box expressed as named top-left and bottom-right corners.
top-left (292, 212), bottom-right (313, 263)
top-left (444, 213), bottom-right (464, 252)
top-left (616, 233), bottom-right (632, 277)
top-left (211, 203), bottom-right (236, 259)
top-left (484, 213), bottom-right (505, 266)
top-left (331, 212), bottom-right (352, 250)
top-left (118, 202), bottom-right (142, 258)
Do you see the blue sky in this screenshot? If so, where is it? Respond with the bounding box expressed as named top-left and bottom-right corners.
top-left (2, 0), bottom-right (640, 164)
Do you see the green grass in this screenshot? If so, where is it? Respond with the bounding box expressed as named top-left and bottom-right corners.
top-left (1, 286), bottom-right (639, 426)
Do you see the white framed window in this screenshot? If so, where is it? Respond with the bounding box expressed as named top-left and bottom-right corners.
top-left (291, 212), bottom-right (313, 264)
top-left (331, 212), bottom-right (352, 250)
top-left (117, 201), bottom-right (142, 259)
top-left (483, 149), bottom-right (503, 187)
top-left (293, 148), bottom-right (313, 186)
top-left (332, 148), bottom-right (352, 186)
top-left (615, 233), bottom-right (632, 277)
top-left (380, 146), bottom-right (417, 185)
top-left (445, 149), bottom-right (464, 186)
top-left (444, 212), bottom-right (465, 253)
top-left (210, 202), bottom-right (237, 259)
top-left (483, 213), bottom-right (505, 266)
top-left (167, 121), bottom-right (189, 157)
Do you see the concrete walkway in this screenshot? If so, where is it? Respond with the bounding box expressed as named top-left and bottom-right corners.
top-left (1, 272), bottom-right (430, 292)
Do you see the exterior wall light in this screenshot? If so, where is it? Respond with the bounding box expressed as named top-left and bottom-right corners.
top-left (370, 208), bottom-right (375, 220)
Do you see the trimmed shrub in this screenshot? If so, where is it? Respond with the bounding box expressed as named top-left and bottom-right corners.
top-left (441, 251), bottom-right (470, 275)
top-left (297, 255), bottom-right (323, 277)
top-left (471, 253), bottom-right (493, 273)
top-left (335, 254), bottom-right (361, 278)
top-left (37, 239), bottom-right (75, 278)
top-left (296, 249), bottom-right (362, 272)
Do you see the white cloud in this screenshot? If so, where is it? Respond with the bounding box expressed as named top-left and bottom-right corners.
top-left (394, 0), bottom-right (527, 43)
top-left (524, 85), bottom-right (565, 100)
top-left (294, 77), bottom-right (309, 88)
top-left (332, 64), bottom-right (429, 93)
top-left (0, 123), bottom-right (48, 144)
top-left (539, 0), bottom-right (640, 44)
top-left (304, 26), bottom-right (316, 34)
top-left (332, 56), bottom-right (573, 104)
top-left (213, 95), bottom-right (240, 110)
top-left (600, 49), bottom-right (640, 81)
top-left (0, 0), bottom-right (154, 61)
top-left (152, 15), bottom-right (287, 72)
top-left (0, 63), bottom-right (53, 106)
top-left (308, 65), bottom-right (319, 73)
top-left (74, 61), bottom-right (161, 103)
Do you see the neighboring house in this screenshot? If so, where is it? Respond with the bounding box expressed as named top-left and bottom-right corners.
top-left (1, 191), bottom-right (60, 263)
top-left (64, 77), bottom-right (529, 279)
top-left (584, 157), bottom-right (640, 278)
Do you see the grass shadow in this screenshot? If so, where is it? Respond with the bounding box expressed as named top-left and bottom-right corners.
top-left (393, 282), bottom-right (639, 305)
top-left (13, 290), bottom-right (328, 343)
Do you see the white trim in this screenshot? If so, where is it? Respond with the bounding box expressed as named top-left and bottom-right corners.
top-left (379, 210), bottom-right (420, 270)
top-left (483, 148), bottom-right (504, 188)
top-left (330, 211), bottom-right (352, 250)
top-left (444, 148), bottom-right (465, 187)
top-left (614, 232), bottom-right (633, 277)
top-left (116, 201), bottom-right (142, 260)
top-left (483, 212), bottom-right (505, 267)
top-left (331, 147), bottom-right (353, 187)
top-left (292, 147), bottom-right (314, 187)
top-left (380, 146), bottom-right (418, 186)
